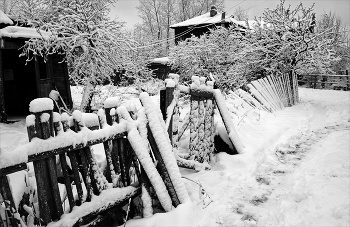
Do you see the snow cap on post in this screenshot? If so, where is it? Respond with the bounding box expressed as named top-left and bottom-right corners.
top-left (121, 101), bottom-right (137, 113)
top-left (29, 98), bottom-right (54, 113)
top-left (40, 113), bottom-right (50, 123)
top-left (72, 110), bottom-right (84, 125)
top-left (168, 73), bottom-right (179, 85)
top-left (104, 97), bottom-right (121, 109)
top-left (52, 112), bottom-right (61, 123)
top-left (25, 115), bottom-right (36, 127)
top-left (166, 79), bottom-right (176, 88)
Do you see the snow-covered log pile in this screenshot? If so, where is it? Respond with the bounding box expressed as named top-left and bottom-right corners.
top-left (160, 72), bottom-right (299, 168)
top-left (160, 74), bottom-right (245, 170)
top-left (0, 95), bottom-right (190, 227)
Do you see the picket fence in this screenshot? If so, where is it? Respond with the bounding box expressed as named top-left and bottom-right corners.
top-left (0, 71), bottom-right (299, 227)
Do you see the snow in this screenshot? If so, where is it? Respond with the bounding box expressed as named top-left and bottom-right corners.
top-left (166, 80), bottom-right (176, 88)
top-left (40, 113), bottom-right (50, 123)
top-left (151, 57), bottom-right (170, 65)
top-left (48, 186), bottom-right (138, 227)
top-left (104, 97), bottom-right (121, 109)
top-left (1, 87), bottom-right (349, 227)
top-left (0, 26), bottom-right (51, 39)
top-left (139, 92), bottom-right (190, 204)
top-left (82, 113), bottom-right (99, 128)
top-left (117, 106), bottom-right (173, 212)
top-left (49, 90), bottom-right (60, 101)
top-left (0, 10), bottom-right (13, 25)
top-left (29, 98), bottom-right (54, 113)
top-left (213, 89), bottom-right (245, 154)
top-left (170, 12), bottom-right (247, 29)
top-left (25, 115), bottom-right (36, 127)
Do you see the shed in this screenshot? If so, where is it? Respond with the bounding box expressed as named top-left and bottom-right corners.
top-left (170, 6), bottom-right (247, 44)
top-left (0, 12), bottom-right (72, 122)
top-left (148, 57), bottom-right (174, 80)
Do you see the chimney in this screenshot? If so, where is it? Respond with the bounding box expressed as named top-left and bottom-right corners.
top-left (221, 12), bottom-right (225, 27)
top-left (210, 5), bottom-right (217, 17)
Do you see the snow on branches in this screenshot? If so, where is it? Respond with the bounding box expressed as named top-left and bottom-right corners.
top-left (169, 0), bottom-right (342, 91)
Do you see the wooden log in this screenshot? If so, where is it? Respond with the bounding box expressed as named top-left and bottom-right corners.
top-left (189, 95), bottom-right (200, 157)
top-left (147, 126), bottom-right (181, 207)
top-left (213, 89), bottom-right (244, 154)
top-left (71, 187), bottom-right (140, 227)
top-left (196, 96), bottom-right (206, 163)
top-left (204, 95), bottom-right (215, 161)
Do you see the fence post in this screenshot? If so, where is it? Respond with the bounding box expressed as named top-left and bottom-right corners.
top-left (28, 98), bottom-right (63, 224)
top-left (160, 82), bottom-right (175, 145)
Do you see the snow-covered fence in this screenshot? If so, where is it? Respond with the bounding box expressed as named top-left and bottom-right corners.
top-left (161, 72), bottom-right (299, 169)
top-left (300, 74), bottom-right (350, 90)
top-left (160, 74), bottom-right (245, 170)
top-left (243, 72), bottom-right (299, 113)
top-left (0, 97), bottom-right (189, 227)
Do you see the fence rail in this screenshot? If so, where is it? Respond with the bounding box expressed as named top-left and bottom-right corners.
top-left (0, 96), bottom-right (187, 227)
top-left (299, 74), bottom-right (350, 90)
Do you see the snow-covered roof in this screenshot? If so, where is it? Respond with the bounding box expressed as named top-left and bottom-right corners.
top-left (0, 26), bottom-right (51, 39)
top-left (170, 12), bottom-right (247, 29)
top-left (0, 9), bottom-right (13, 25)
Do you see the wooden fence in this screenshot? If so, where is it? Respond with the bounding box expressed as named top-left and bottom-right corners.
top-left (0, 96), bottom-right (188, 227)
top-left (1, 71), bottom-right (299, 226)
top-left (299, 74), bottom-right (350, 90)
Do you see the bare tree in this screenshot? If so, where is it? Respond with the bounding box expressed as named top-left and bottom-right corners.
top-left (317, 11), bottom-right (350, 72)
top-left (233, 6), bottom-right (248, 21)
top-left (136, 0), bottom-right (224, 56)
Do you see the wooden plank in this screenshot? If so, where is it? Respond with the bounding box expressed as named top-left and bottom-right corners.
top-left (53, 118), bottom-right (75, 211)
top-left (165, 86), bottom-right (174, 145)
top-left (58, 153), bottom-right (75, 211)
top-left (160, 88), bottom-right (166, 120)
top-left (147, 126), bottom-right (180, 207)
top-left (73, 119), bottom-right (93, 202)
top-left (32, 112), bottom-right (54, 224)
top-left (72, 187), bottom-right (140, 227)
top-left (41, 118), bottom-right (64, 219)
top-left (0, 163), bottom-right (27, 176)
top-left (61, 119), bottom-right (84, 206)
top-left (0, 49), bottom-right (6, 123)
top-left (0, 176), bottom-right (20, 227)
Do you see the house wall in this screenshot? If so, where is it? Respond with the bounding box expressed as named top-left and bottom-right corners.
top-left (0, 37), bottom-right (72, 121)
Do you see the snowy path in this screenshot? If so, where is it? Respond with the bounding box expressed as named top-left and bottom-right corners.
top-left (179, 88), bottom-right (350, 227)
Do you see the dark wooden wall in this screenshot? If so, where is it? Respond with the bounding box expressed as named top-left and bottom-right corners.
top-left (0, 37), bottom-right (72, 121)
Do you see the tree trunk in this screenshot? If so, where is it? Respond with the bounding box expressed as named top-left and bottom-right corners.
top-left (80, 79), bottom-right (96, 113)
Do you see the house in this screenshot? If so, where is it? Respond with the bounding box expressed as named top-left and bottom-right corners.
top-left (0, 10), bottom-right (72, 123)
top-left (169, 6), bottom-right (247, 44)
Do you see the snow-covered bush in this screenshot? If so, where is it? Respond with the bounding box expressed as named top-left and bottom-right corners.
top-left (20, 0), bottom-right (154, 113)
top-left (169, 0), bottom-right (342, 91)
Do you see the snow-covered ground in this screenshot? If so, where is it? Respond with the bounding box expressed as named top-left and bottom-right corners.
top-left (0, 87), bottom-right (349, 226)
top-left (124, 87), bottom-right (350, 227)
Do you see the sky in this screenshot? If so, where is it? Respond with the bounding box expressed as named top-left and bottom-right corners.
top-left (110, 0), bottom-right (350, 29)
